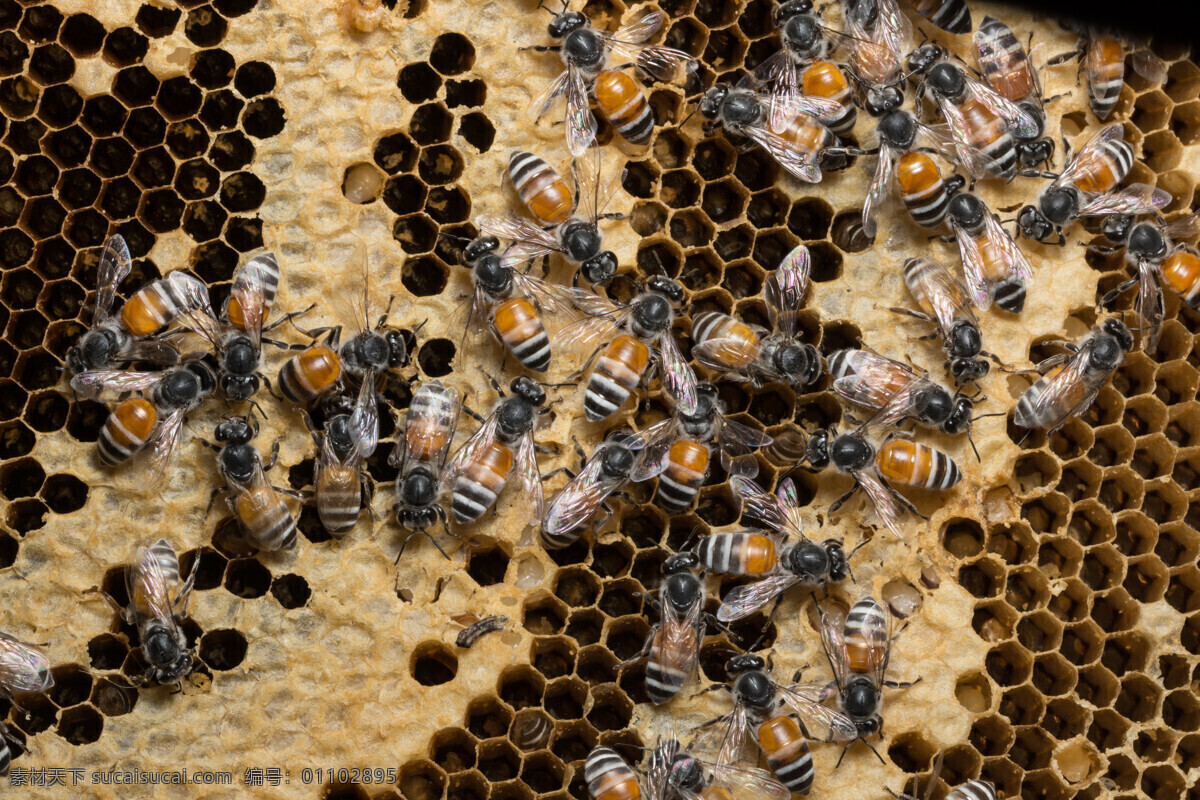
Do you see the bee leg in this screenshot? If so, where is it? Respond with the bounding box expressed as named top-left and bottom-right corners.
top-left (362, 477), bottom-right (377, 525)
top-left (702, 613), bottom-right (736, 639)
top-left (828, 483), bottom-right (860, 514)
top-left (888, 486), bottom-right (927, 521)
top-left (884, 676), bottom-right (922, 689)
top-left (461, 404), bottom-right (486, 424)
top-left (82, 585), bottom-right (128, 620)
top-left (263, 303), bottom-right (317, 335)
top-left (569, 344), bottom-right (606, 382)
top-left (263, 437), bottom-right (283, 471)
top-left (175, 552), bottom-right (201, 616)
top-left (540, 466), bottom-right (577, 481)
top-left (879, 304), bottom-right (933, 325)
top-left (1100, 277), bottom-right (1139, 308)
top-left (203, 486), bottom-right (227, 519)
top-left (520, 44), bottom-right (562, 53)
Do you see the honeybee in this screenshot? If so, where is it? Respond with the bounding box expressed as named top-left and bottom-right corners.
top-left (701, 653), bottom-right (856, 794)
top-left (699, 475), bottom-right (849, 623)
top-left (391, 380), bottom-right (462, 555)
top-left (66, 235), bottom-right (204, 374)
top-left (699, 76), bottom-right (844, 184)
top-left (840, 0), bottom-right (912, 88)
top-left (0, 723), bottom-right (20, 776)
top-left (212, 416), bottom-right (298, 551)
top-left (650, 734), bottom-right (792, 800)
top-left (478, 147), bottom-right (620, 287)
top-left (944, 191), bottom-right (1033, 314)
top-left (973, 16), bottom-right (1055, 169)
top-left (818, 597), bottom-right (918, 759)
top-left (1048, 26), bottom-right (1165, 121)
top-left (0, 632), bottom-right (51, 775)
top-left (277, 339), bottom-right (344, 406)
top-left (111, 539), bottom-right (199, 686)
top-left (692, 244), bottom-right (822, 389)
top-left (442, 377), bottom-right (548, 525)
top-left (305, 392), bottom-right (375, 536)
top-left (890, 257), bottom-right (990, 383)
top-left (920, 60), bottom-right (1039, 179)
top-left (1017, 123), bottom-right (1170, 245)
top-left (541, 431), bottom-right (642, 549)
top-left (828, 349), bottom-right (977, 437)
top-left (805, 415), bottom-right (909, 539)
top-left (638, 551), bottom-right (706, 704)
top-left (875, 433), bottom-right (963, 493)
top-left (630, 383), bottom-right (773, 514)
top-left (903, 0), bottom-right (970, 34)
top-left (1098, 214), bottom-right (1200, 351)
top-left (1013, 318), bottom-right (1134, 432)
top-left (528, 5), bottom-right (696, 155)
top-left (72, 361), bottom-right (217, 485)
top-left (888, 752), bottom-right (999, 800)
top-left (559, 275), bottom-right (698, 421)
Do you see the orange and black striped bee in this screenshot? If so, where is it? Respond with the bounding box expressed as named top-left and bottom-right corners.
top-left (72, 361), bottom-right (216, 485)
top-left (875, 433), bottom-right (962, 494)
top-left (1013, 318), bottom-right (1133, 432)
top-left (212, 416), bottom-right (298, 551)
top-left (479, 148), bottom-right (620, 287)
top-left (943, 191), bottom-right (1033, 314)
top-left (630, 383), bottom-right (772, 514)
top-left (903, 0), bottom-right (970, 34)
top-left (528, 5), bottom-right (696, 155)
top-left (698, 475), bottom-right (849, 623)
top-left (1017, 123), bottom-right (1169, 245)
top-left (651, 733), bottom-right (792, 800)
top-left (66, 235), bottom-right (206, 374)
top-left (1047, 26), bottom-right (1165, 121)
top-left (973, 16), bottom-right (1056, 169)
top-left (890, 257), bottom-right (989, 384)
top-left (304, 391), bottom-right (376, 537)
top-left (818, 597), bottom-right (918, 760)
top-left (541, 430), bottom-right (642, 549)
top-left (277, 338), bottom-right (344, 407)
top-left (639, 551), bottom-right (706, 705)
top-left (692, 244), bottom-right (822, 389)
top-left (584, 746), bottom-right (644, 800)
top-left (392, 380), bottom-right (462, 556)
top-left (442, 377), bottom-right (548, 525)
top-left (839, 0), bottom-right (912, 89)
top-left (560, 276), bottom-right (698, 421)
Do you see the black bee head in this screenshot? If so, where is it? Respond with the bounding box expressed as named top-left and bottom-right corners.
top-left (69, 328), bottom-right (122, 373)
top-left (950, 357), bottom-right (989, 384)
top-left (548, 9), bottom-right (587, 38)
top-left (465, 235), bottom-right (500, 262)
top-left (919, 385), bottom-right (954, 426)
top-left (386, 330), bottom-right (411, 369)
top-left (926, 62), bottom-right (964, 101)
top-left (1101, 213), bottom-right (1132, 244)
top-left (877, 109), bottom-right (915, 147)
top-left (221, 374), bottom-right (259, 403)
top-left (774, 0), bottom-right (814, 25)
top-left (843, 677), bottom-right (880, 720)
top-left (907, 43), bottom-right (943, 76)
top-left (399, 505), bottom-right (440, 531)
top-left (726, 653), bottom-right (765, 674)
top-left (942, 395), bottom-right (975, 435)
top-left (663, 571), bottom-right (701, 615)
top-left (1039, 187), bottom-right (1078, 227)
top-left (806, 429), bottom-right (831, 469)
top-left (1127, 222), bottom-right (1167, 261)
top-left (774, 343), bottom-right (821, 386)
top-left (1017, 139), bottom-right (1053, 168)
top-left (648, 275), bottom-right (686, 304)
top-left (581, 251), bottom-right (618, 286)
top-left (720, 89), bottom-right (763, 129)
top-left (215, 415), bottom-right (255, 444)
top-left (781, 12), bottom-right (822, 58)
top-left (511, 376), bottom-right (547, 407)
top-left (1016, 205), bottom-right (1054, 242)
top-left (825, 540), bottom-right (850, 581)
top-left (831, 433), bottom-right (873, 472)
top-left (663, 551), bottom-right (700, 574)
top-left (142, 624), bottom-right (191, 684)
top-left (946, 192), bottom-right (985, 230)
top-left (865, 86), bottom-right (905, 117)
top-left (1102, 318), bottom-right (1134, 353)
top-left (784, 540), bottom-right (830, 582)
top-left (700, 85), bottom-right (730, 121)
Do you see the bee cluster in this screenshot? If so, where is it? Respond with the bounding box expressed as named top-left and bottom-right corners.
top-left (0, 0), bottom-right (1197, 798)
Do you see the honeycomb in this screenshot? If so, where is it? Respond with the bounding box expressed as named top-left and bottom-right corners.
top-left (0, 0), bottom-right (1195, 798)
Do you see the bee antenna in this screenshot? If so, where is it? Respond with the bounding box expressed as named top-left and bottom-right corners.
top-left (678, 101), bottom-right (702, 129)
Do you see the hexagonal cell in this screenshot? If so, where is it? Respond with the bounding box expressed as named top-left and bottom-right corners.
top-left (399, 759), bottom-right (447, 800)
top-left (509, 708), bottom-right (553, 752)
top-left (998, 684), bottom-right (1044, 727)
top-left (669, 208), bottom-right (714, 247)
top-left (958, 557), bottom-right (1005, 599)
top-left (544, 675), bottom-right (587, 721)
top-left (197, 629), bottom-right (247, 670)
top-left (986, 641), bottom-right (1032, 688)
top-left (446, 772), bottom-right (486, 800)
top-left (1017, 609), bottom-right (1062, 653)
top-left (1021, 492), bottom-right (1070, 535)
top-left (1075, 664), bottom-right (1120, 708)
top-left (55, 704), bottom-right (102, 745)
top-left (467, 694), bottom-right (513, 740)
top-left (972, 599), bottom-right (1016, 643)
top-left (968, 714), bottom-right (1014, 757)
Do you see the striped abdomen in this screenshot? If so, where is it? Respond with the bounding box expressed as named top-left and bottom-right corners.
top-left (903, 257), bottom-right (969, 321)
top-left (801, 61), bottom-right (856, 137)
top-left (584, 747), bottom-right (641, 800)
top-left (692, 312), bottom-right (758, 370)
top-left (758, 716), bottom-right (815, 795)
top-left (585, 335), bottom-right (649, 421)
top-left (131, 539), bottom-right (182, 621)
top-left (1085, 36), bottom-right (1125, 120)
top-left (844, 597), bottom-right (888, 674)
top-left (227, 253), bottom-right (279, 332)
top-left (278, 344), bottom-right (342, 404)
top-left (976, 17), bottom-right (1034, 102)
top-left (896, 152), bottom-right (951, 229)
top-left (654, 440), bottom-right (709, 512)
top-left (645, 621), bottom-right (698, 704)
top-left (1162, 252), bottom-right (1200, 306)
top-left (946, 781), bottom-right (1000, 800)
top-left (235, 484), bottom-right (296, 550)
top-left (778, 112), bottom-right (834, 158)
top-left (493, 297), bottom-right (551, 372)
top-left (121, 277), bottom-right (195, 337)
top-left (98, 397), bottom-right (157, 465)
top-left (877, 439), bottom-right (961, 490)
top-left (908, 0), bottom-right (970, 34)
top-left (0, 731), bottom-right (12, 775)
top-left (594, 71), bottom-right (653, 145)
top-left (1071, 139), bottom-right (1133, 195)
top-left (1013, 365), bottom-right (1088, 430)
top-left (695, 532), bottom-right (778, 576)
top-left (405, 382), bottom-right (457, 463)
top-left (317, 462), bottom-right (361, 534)
top-left (451, 441), bottom-right (513, 523)
top-left (960, 99), bottom-right (1015, 178)
top-left (509, 150), bottom-right (573, 227)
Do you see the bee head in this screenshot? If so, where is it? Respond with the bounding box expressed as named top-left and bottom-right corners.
top-left (215, 415), bottom-right (256, 444)
top-left (511, 376), bottom-right (547, 407)
top-left (699, 85), bottom-right (730, 121)
top-left (662, 550), bottom-right (700, 574)
top-left (547, 9), bottom-right (586, 39)
top-left (1102, 318), bottom-right (1135, 353)
top-left (580, 251), bottom-right (618, 286)
top-left (824, 539), bottom-right (850, 582)
top-left (942, 395), bottom-right (976, 435)
top-left (806, 429), bottom-right (831, 469)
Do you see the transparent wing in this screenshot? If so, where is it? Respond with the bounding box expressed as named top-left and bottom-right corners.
top-left (124, 339), bottom-right (182, 365)
top-left (71, 370), bottom-right (162, 402)
top-left (873, 0), bottom-right (912, 72)
top-left (985, 210), bottom-right (1033, 285)
top-left (513, 431), bottom-right (546, 522)
top-left (95, 234), bottom-right (132, 326)
top-left (405, 382), bottom-right (461, 469)
top-left (716, 576), bottom-right (799, 622)
top-left (0, 635), bottom-right (50, 693)
top-left (716, 418), bottom-right (773, 462)
top-left (646, 737), bottom-right (675, 800)
top-left (1076, 183), bottom-right (1171, 218)
top-left (831, 350), bottom-right (917, 413)
top-left (730, 474), bottom-right (787, 532)
top-left (1131, 48), bottom-right (1167, 84)
top-left (715, 702), bottom-right (753, 768)
top-left (778, 682), bottom-right (858, 742)
top-left (608, 11), bottom-right (697, 83)
top-left (164, 272), bottom-right (214, 319)
top-left (658, 589), bottom-right (702, 684)
top-left (228, 253), bottom-right (275, 347)
top-left (175, 306), bottom-right (224, 352)
top-left (692, 335), bottom-right (762, 374)
top-left (743, 124), bottom-right (821, 183)
top-left (476, 214), bottom-right (560, 260)
top-left (817, 602), bottom-right (852, 689)
top-left (1162, 213), bottom-right (1200, 242)
top-left (855, 466), bottom-right (906, 540)
top-left (611, 9), bottom-right (663, 44)
top-left (862, 143), bottom-right (898, 241)
top-left (573, 144), bottom-right (614, 224)
top-left (765, 245), bottom-right (810, 338)
top-left (938, 97), bottom-right (993, 179)
top-left (953, 220), bottom-right (995, 311)
top-left (966, 73), bottom-right (1039, 139)
top-left (126, 544), bottom-right (175, 629)
top-left (772, 91), bottom-right (843, 122)
top-left (1022, 351), bottom-right (1094, 429)
top-left (1136, 262), bottom-right (1165, 353)
top-left (565, 65), bottom-right (598, 157)
top-left (658, 333), bottom-right (700, 415)
top-left (554, 299), bottom-right (630, 351)
top-left (543, 455), bottom-right (618, 536)
top-left (754, 50), bottom-right (802, 133)
top-left (1053, 123), bottom-right (1125, 192)
top-left (350, 373), bottom-right (379, 458)
top-left (530, 68), bottom-right (570, 126)
top-left (913, 120), bottom-right (962, 163)
top-left (629, 419), bottom-right (677, 482)
top-left (707, 762), bottom-right (792, 800)
top-left (134, 407), bottom-right (185, 490)
top-left (511, 268), bottom-right (594, 320)
top-left (441, 409), bottom-right (501, 495)
top-left (921, 259), bottom-right (977, 337)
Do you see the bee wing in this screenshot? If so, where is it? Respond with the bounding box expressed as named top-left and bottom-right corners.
top-left (937, 97), bottom-right (993, 179)
top-left (966, 73), bottom-right (1039, 139)
top-left (1136, 262), bottom-right (1165, 353)
top-left (692, 335), bottom-right (762, 375)
top-left (227, 253), bottom-right (277, 346)
top-left (1163, 213), bottom-right (1200, 242)
top-left (873, 0), bottom-right (911, 68)
top-left (985, 209), bottom-right (1034, 285)
top-left (1131, 47), bottom-right (1167, 84)
top-left (658, 332), bottom-right (700, 416)
top-left (831, 350), bottom-right (915, 413)
top-left (0, 635), bottom-right (51, 693)
top-left (707, 762), bottom-right (792, 800)
top-left (350, 374), bottom-right (380, 458)
top-left (1053, 123), bottom-right (1125, 191)
top-left (609, 12), bottom-right (697, 83)
top-left (953, 218), bottom-right (995, 311)
top-left (70, 369), bottom-right (162, 402)
top-left (530, 67), bottom-right (570, 125)
top-left (730, 474), bottom-right (787, 531)
top-left (765, 245), bottom-right (810, 338)
top-left (629, 419), bottom-right (677, 482)
top-left (573, 144), bottom-right (614, 224)
top-left (862, 143), bottom-right (898, 241)
top-left (1076, 183), bottom-right (1172, 218)
top-left (778, 682), bottom-right (859, 742)
top-left (1021, 348), bottom-right (1094, 430)
top-left (611, 9), bottom-right (663, 44)
top-left (716, 418), bottom-right (773, 464)
top-left (124, 339), bottom-right (182, 365)
top-left (645, 737), bottom-right (675, 800)
top-left (753, 50), bottom-right (801, 133)
top-left (175, 306), bottom-right (225, 353)
top-left (543, 455), bottom-right (619, 536)
top-left (126, 544), bottom-right (175, 629)
top-left (855, 465), bottom-right (906, 540)
top-left (164, 271), bottom-right (215, 319)
top-left (922, 259), bottom-right (978, 337)
top-left (715, 701), bottom-right (754, 768)
top-left (742, 124), bottom-right (822, 183)
top-left (717, 575), bottom-right (800, 622)
top-left (510, 269), bottom-right (592, 321)
top-left (773, 91), bottom-right (843, 123)
top-left (94, 234), bottom-right (132, 326)
top-left (134, 407), bottom-right (186, 490)
top-left (565, 65), bottom-right (598, 157)
top-left (511, 431), bottom-right (546, 523)
top-left (475, 214), bottom-right (560, 261)
top-left (441, 410), bottom-right (501, 496)
top-left (554, 299), bottom-right (630, 351)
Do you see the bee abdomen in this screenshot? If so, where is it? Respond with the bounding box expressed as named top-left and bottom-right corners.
top-left (960, 100), bottom-right (1015, 177)
top-left (98, 398), bottom-right (158, 466)
top-left (585, 335), bottom-right (649, 421)
top-left (993, 279), bottom-right (1026, 314)
top-left (1073, 139), bottom-right (1132, 195)
top-left (227, 254), bottom-right (280, 331)
top-left (494, 298), bottom-right (551, 372)
top-left (317, 466), bottom-right (361, 534)
top-left (897, 153), bottom-right (950, 228)
top-left (584, 747), bottom-right (641, 800)
top-left (1162, 252), bottom-right (1200, 306)
top-left (594, 70), bottom-right (654, 145)
top-left (845, 597), bottom-right (888, 672)
top-left (758, 716), bottom-right (815, 795)
top-left (877, 440), bottom-right (961, 490)
top-left (910, 0), bottom-right (970, 34)
top-left (802, 61), bottom-right (856, 137)
top-left (692, 312), bottom-right (759, 370)
top-left (120, 277), bottom-right (192, 337)
top-left (509, 150), bottom-right (573, 227)
top-left (236, 487), bottom-right (296, 551)
top-left (645, 624), bottom-right (697, 704)
top-left (696, 532), bottom-right (777, 576)
top-left (654, 440), bottom-right (709, 512)
top-left (278, 345), bottom-right (342, 404)
top-left (947, 780), bottom-right (999, 800)
top-left (452, 444), bottom-right (513, 523)
top-left (1085, 37), bottom-right (1125, 120)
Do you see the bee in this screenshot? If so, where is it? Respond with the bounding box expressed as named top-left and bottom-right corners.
top-left (1013, 318), bottom-right (1134, 432)
top-left (442, 377), bottom-right (548, 525)
top-left (692, 244), bottom-right (822, 389)
top-left (304, 392), bottom-right (375, 536)
top-left (630, 383), bottom-right (773, 514)
top-left (973, 16), bottom-right (1055, 168)
top-left (890, 257), bottom-right (989, 384)
top-left (903, 0), bottom-right (970, 34)
top-left (698, 475), bottom-right (849, 623)
top-left (920, 60), bottom-right (1039, 180)
top-left (72, 361), bottom-right (217, 485)
top-left (66, 235), bottom-right (205, 374)
top-left (392, 380), bottom-right (462, 555)
top-left (0, 631), bottom-right (52, 775)
top-left (639, 551), bottom-right (706, 704)
top-left (277, 339), bottom-right (344, 406)
top-left (479, 147), bottom-right (620, 287)
top-left (1097, 214), bottom-right (1200, 352)
top-left (701, 653), bottom-right (856, 794)
top-left (944, 191), bottom-right (1033, 314)
top-left (805, 415), bottom-right (910, 539)
top-left (111, 539), bottom-right (200, 686)
top-left (840, 0), bottom-right (912, 88)
top-left (652, 733), bottom-right (792, 800)
top-left (888, 752), bottom-right (999, 800)
top-left (875, 433), bottom-right (962, 492)
top-left (1017, 123), bottom-right (1170, 245)
top-left (828, 349), bottom-right (976, 437)
top-left (1048, 27), bottom-right (1165, 121)
top-left (528, 5), bottom-right (696, 155)
top-left (584, 746), bottom-right (645, 800)
top-left (541, 430), bottom-right (642, 549)
top-left (560, 275), bottom-right (698, 421)
top-left (699, 75), bottom-right (844, 184)
top-left (212, 415), bottom-right (298, 551)
top-left (0, 723), bottom-right (20, 776)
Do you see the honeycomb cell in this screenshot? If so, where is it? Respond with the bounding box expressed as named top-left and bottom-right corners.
top-left (447, 773), bottom-right (487, 800)
top-left (399, 759), bottom-right (446, 800)
top-left (269, 573), bottom-right (310, 609)
top-left (198, 629), bottom-right (248, 670)
top-left (56, 705), bottom-right (102, 745)
top-left (693, 139), bottom-right (736, 181)
top-left (41, 473), bottom-right (87, 514)
top-left (431, 727), bottom-right (477, 773)
top-left (969, 714), bottom-right (1014, 757)
top-left (465, 544), bottom-right (509, 587)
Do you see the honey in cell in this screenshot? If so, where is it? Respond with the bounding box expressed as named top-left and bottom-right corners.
top-left (278, 344), bottom-right (342, 404)
top-left (97, 397), bottom-right (157, 466)
top-left (594, 70), bottom-right (654, 146)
